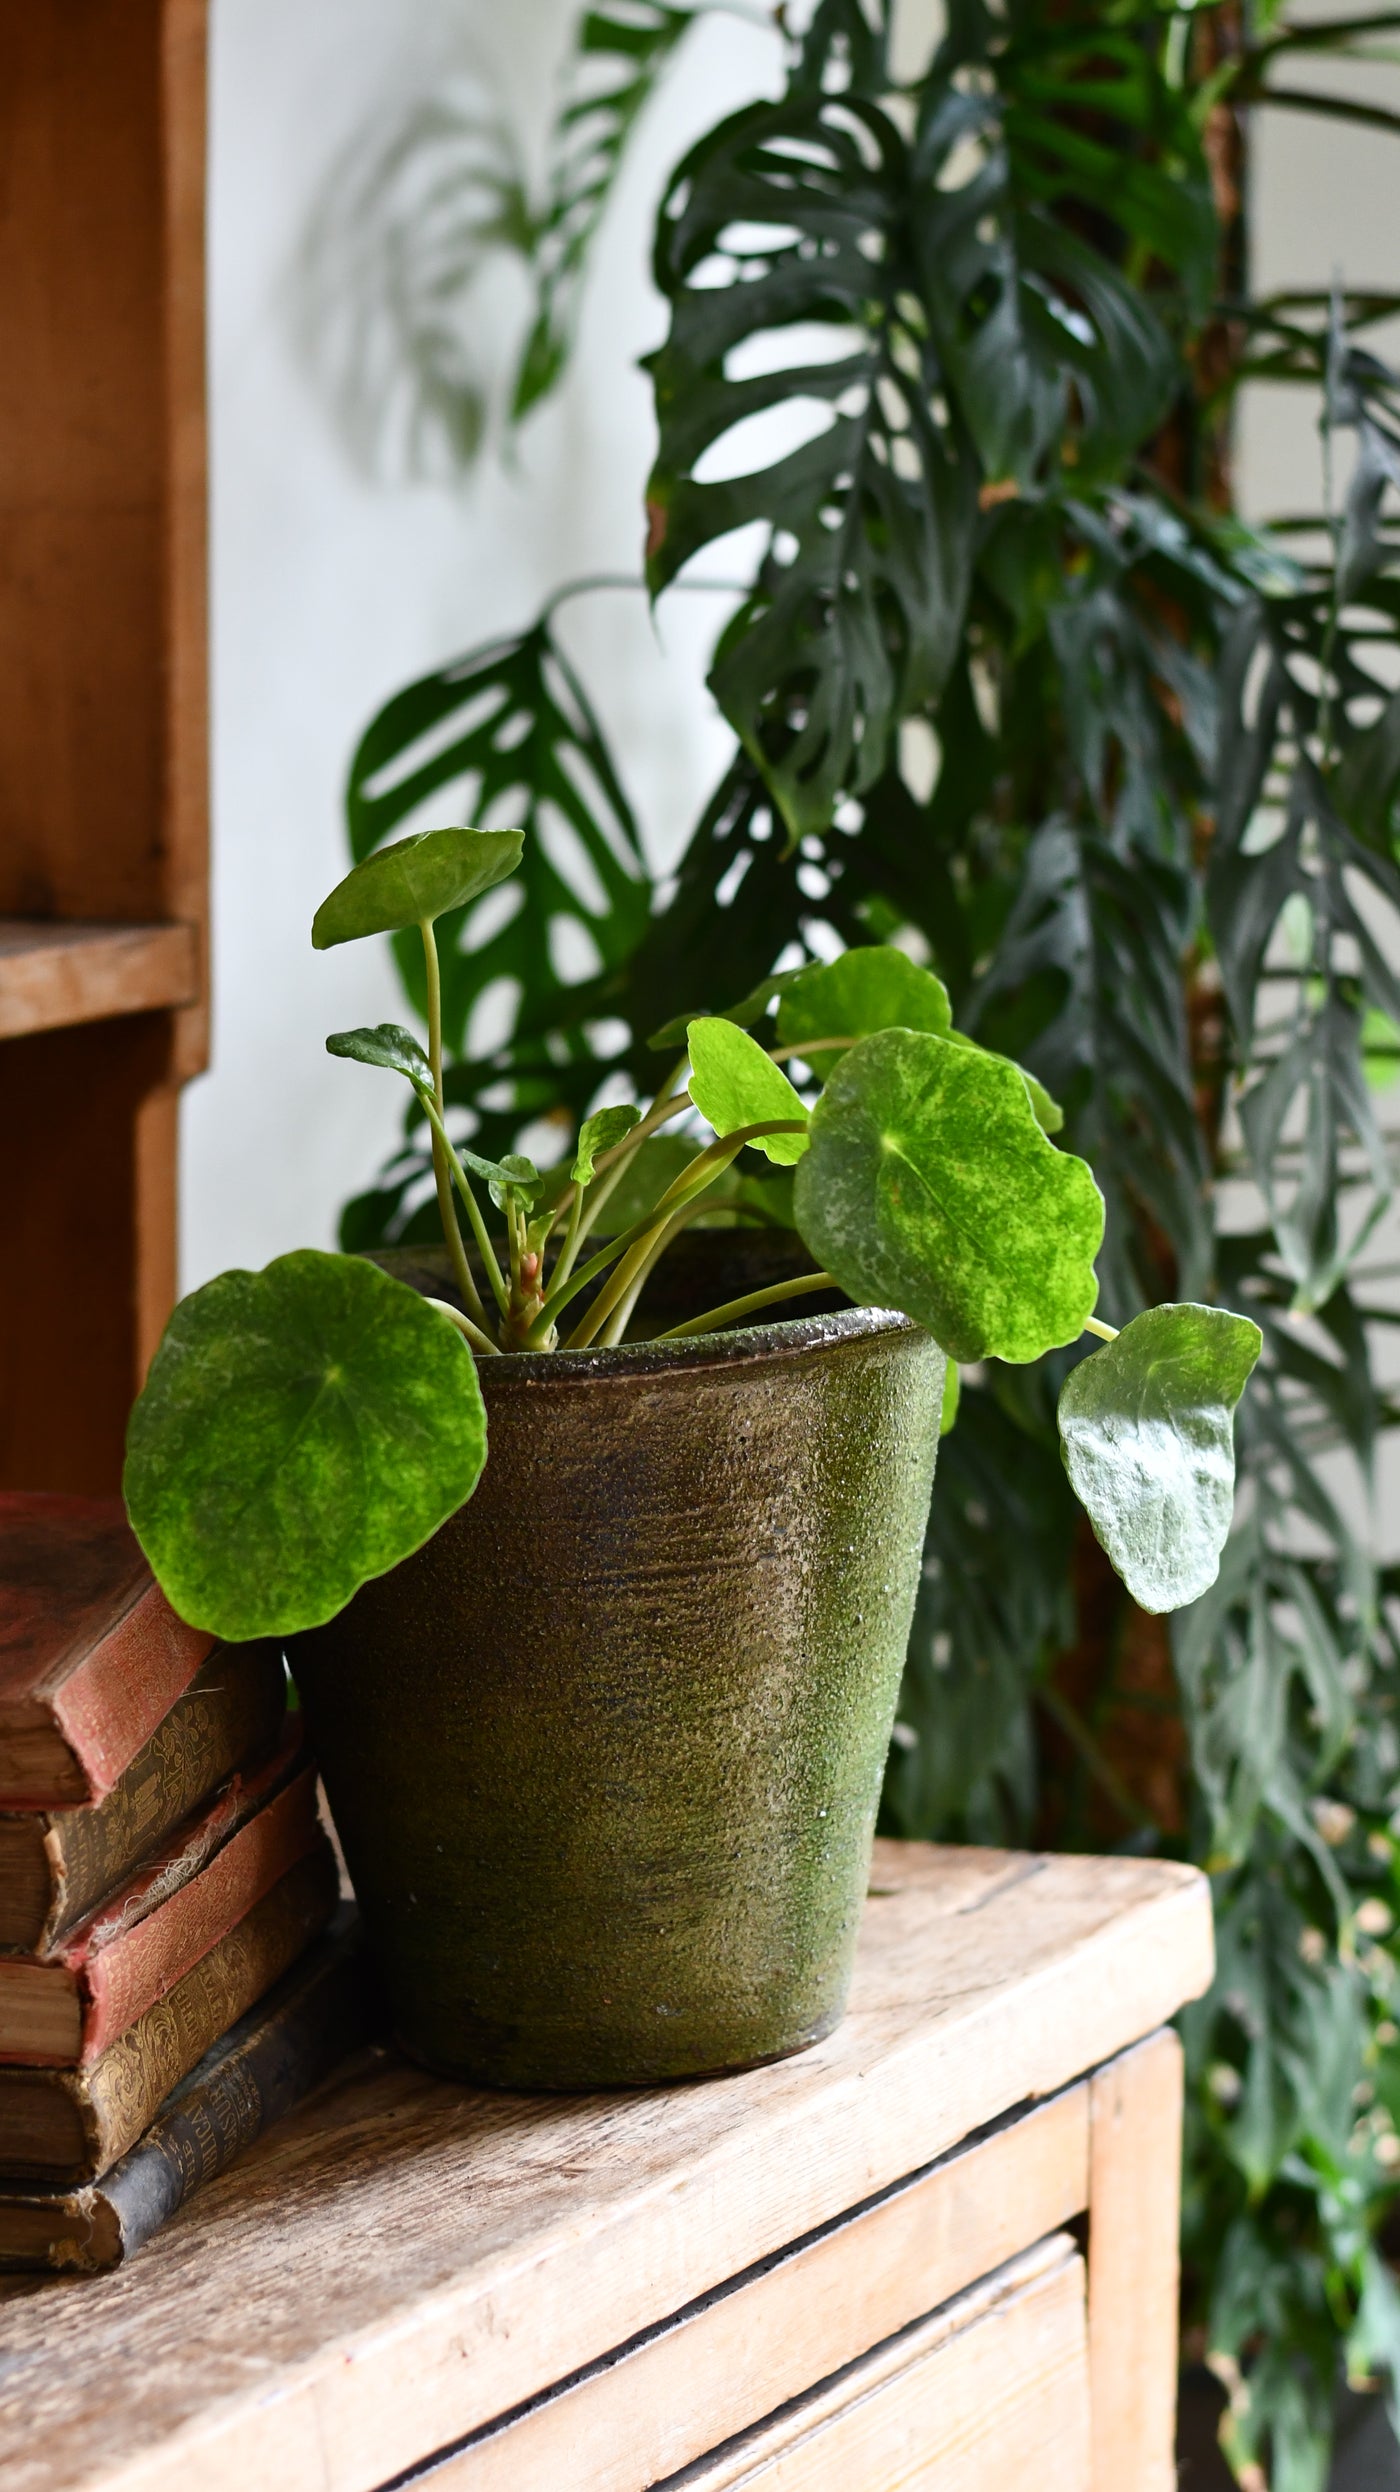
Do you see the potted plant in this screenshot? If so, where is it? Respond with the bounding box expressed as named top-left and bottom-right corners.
top-left (123, 822), bottom-right (1259, 2087)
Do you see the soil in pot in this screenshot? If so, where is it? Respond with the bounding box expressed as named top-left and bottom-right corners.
top-left (293, 1239), bottom-right (945, 2089)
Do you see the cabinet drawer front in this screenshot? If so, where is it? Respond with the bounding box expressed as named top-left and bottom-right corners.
top-left (672, 2238), bottom-right (1090, 2492)
top-left (413, 2089), bottom-right (1088, 2492)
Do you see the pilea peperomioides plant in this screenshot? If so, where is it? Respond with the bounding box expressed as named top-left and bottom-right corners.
top-left (123, 823), bottom-right (1262, 1646)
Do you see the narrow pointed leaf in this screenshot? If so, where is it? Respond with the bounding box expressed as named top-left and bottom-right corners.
top-left (1058, 1304), bottom-right (1263, 1614)
top-left (123, 1252), bottom-right (487, 1642)
top-left (572, 1103), bottom-right (642, 1185)
top-left (313, 825), bottom-right (524, 947)
top-left (687, 1019), bottom-right (809, 1166)
top-left (793, 1030), bottom-right (1104, 1362)
top-left (326, 1024), bottom-right (433, 1087)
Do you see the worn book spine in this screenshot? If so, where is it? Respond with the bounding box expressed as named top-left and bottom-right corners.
top-left (0, 1838), bottom-right (340, 2182)
top-left (55, 1754), bottom-right (321, 2066)
top-left (0, 1493), bottom-right (216, 1806)
top-left (0, 1640), bottom-right (286, 1952)
top-left (48, 1581), bottom-right (218, 1807)
top-left (0, 1912), bottom-right (372, 2272)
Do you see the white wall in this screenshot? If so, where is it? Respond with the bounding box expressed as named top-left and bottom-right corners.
top-left (185, 2), bottom-right (1400, 1288)
top-left (187, 0), bottom-right (778, 1286)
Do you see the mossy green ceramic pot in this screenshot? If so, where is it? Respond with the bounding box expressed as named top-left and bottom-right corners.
top-left (292, 1300), bottom-right (945, 2089)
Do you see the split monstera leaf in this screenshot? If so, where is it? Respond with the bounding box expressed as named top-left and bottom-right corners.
top-left (123, 825), bottom-right (1261, 1642)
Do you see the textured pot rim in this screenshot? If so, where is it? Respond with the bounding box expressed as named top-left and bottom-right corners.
top-left (476, 1302), bottom-right (927, 1395)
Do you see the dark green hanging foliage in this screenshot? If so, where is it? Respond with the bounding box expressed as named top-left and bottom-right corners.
top-left (338, 3), bottom-right (1400, 2477)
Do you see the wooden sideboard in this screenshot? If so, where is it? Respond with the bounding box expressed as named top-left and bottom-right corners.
top-left (0, 1840), bottom-right (1213, 2492)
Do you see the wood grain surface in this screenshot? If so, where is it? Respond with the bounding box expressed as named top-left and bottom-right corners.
top-left (0, 925), bottom-right (197, 1042)
top-left (664, 2236), bottom-right (1092, 2492)
top-left (0, 1842), bottom-right (1211, 2492)
top-left (1088, 2030), bottom-right (1185, 2492)
top-left (410, 2083), bottom-right (1089, 2491)
top-left (0, 0), bottom-right (208, 1493)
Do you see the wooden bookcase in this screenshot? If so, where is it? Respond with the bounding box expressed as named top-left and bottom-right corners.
top-left (0, 0), bottom-right (208, 1495)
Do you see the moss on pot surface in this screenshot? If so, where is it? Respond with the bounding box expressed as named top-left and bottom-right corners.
top-left (292, 1303), bottom-right (944, 2087)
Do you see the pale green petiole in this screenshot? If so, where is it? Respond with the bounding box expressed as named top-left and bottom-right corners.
top-left (655, 1270), bottom-right (838, 1340)
top-left (527, 1165), bottom-right (730, 1347)
top-left (1083, 1316), bottom-right (1120, 1343)
top-left (556, 1120), bottom-right (807, 1351)
top-left (418, 919), bottom-right (490, 1332)
top-left (594, 1202), bottom-right (707, 1349)
top-left (534, 1118), bottom-right (806, 1346)
top-left (416, 1089), bottom-right (511, 1319)
top-left (424, 1295), bottom-right (501, 1357)
top-left (544, 1057), bottom-right (693, 1292)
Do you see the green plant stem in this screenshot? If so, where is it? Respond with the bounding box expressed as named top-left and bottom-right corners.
top-left (559, 1099), bottom-right (691, 1269)
top-left (1083, 1316), bottom-right (1120, 1343)
top-left (506, 1191), bottom-right (523, 1297)
top-left (547, 1179), bottom-right (588, 1295)
top-left (419, 919), bottom-right (490, 1332)
top-left (424, 1296), bottom-right (501, 1357)
top-left (537, 1167), bottom-right (735, 1347)
top-left (1317, 316), bottom-right (1344, 773)
top-left (418, 1093), bottom-right (510, 1318)
top-left (543, 1060), bottom-right (693, 1289)
top-left (765, 1037), bottom-right (852, 1064)
top-left (539, 1120), bottom-right (806, 1348)
top-left (595, 1201), bottom-right (714, 1348)
top-left (655, 1270), bottom-right (838, 1340)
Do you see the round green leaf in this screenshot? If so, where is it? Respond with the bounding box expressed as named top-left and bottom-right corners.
top-left (943, 1029), bottom-right (1064, 1134)
top-left (687, 1018), bottom-right (810, 1166)
top-left (312, 825), bottom-right (524, 948)
top-left (572, 1103), bottom-right (641, 1184)
top-left (123, 1252), bottom-right (488, 1641)
top-left (1057, 1303), bottom-right (1263, 1615)
top-left (460, 1145), bottom-right (543, 1209)
top-left (326, 1023), bottom-right (432, 1088)
top-left (792, 1029), bottom-right (1104, 1361)
top-left (775, 947), bottom-right (952, 1056)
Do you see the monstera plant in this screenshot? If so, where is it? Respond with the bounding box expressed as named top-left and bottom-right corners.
top-left (303, 0), bottom-right (1400, 2476)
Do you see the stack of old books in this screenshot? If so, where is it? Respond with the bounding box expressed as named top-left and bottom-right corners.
top-left (0, 1491), bottom-right (368, 2273)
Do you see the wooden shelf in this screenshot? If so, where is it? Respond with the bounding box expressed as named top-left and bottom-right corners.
top-left (0, 919), bottom-right (198, 1040)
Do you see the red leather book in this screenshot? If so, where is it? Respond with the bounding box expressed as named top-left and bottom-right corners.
top-left (0, 1727), bottom-right (319, 2066)
top-left (0, 1493), bottom-right (215, 1807)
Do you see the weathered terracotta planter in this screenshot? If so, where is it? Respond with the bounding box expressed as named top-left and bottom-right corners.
top-left (293, 1287), bottom-right (944, 2089)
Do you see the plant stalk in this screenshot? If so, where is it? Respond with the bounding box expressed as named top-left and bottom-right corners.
top-left (595, 1201), bottom-right (714, 1348)
top-left (538, 1166), bottom-right (735, 1348)
top-left (424, 1296), bottom-right (500, 1357)
top-left (418, 1092), bottom-right (511, 1318)
top-left (541, 1121), bottom-right (805, 1347)
top-left (419, 919), bottom-right (491, 1333)
top-left (655, 1271), bottom-right (838, 1340)
top-left (543, 1059), bottom-right (693, 1289)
